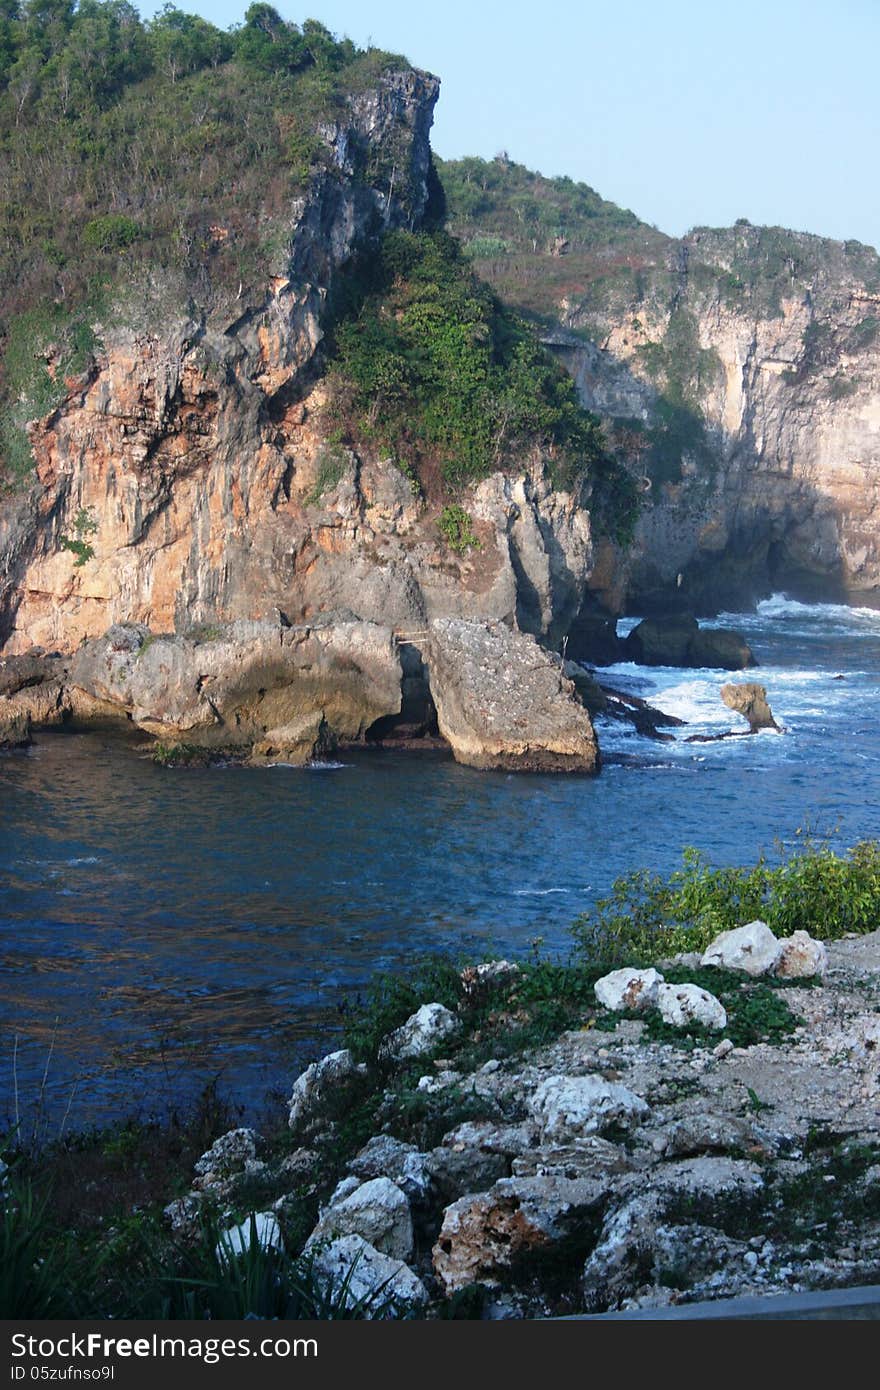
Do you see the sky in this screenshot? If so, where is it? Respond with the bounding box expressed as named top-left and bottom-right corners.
top-left (139, 0), bottom-right (880, 251)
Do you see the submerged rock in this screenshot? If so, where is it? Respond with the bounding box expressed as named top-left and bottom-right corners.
top-left (425, 618), bottom-right (599, 773)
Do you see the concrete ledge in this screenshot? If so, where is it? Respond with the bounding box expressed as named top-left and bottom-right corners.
top-left (569, 1283), bottom-right (880, 1320)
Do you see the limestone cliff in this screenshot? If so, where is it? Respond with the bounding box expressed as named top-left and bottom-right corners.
top-left (444, 159), bottom-right (880, 616)
top-left (555, 226), bottom-right (880, 613)
top-left (0, 69), bottom-right (593, 668)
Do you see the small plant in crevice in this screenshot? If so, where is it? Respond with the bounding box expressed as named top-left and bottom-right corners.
top-left (58, 506), bottom-right (98, 568)
top-left (438, 504), bottom-right (479, 554)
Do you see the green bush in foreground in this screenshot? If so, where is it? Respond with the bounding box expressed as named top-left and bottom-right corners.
top-left (572, 837), bottom-right (880, 965)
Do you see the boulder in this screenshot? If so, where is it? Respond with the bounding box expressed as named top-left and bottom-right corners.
top-left (528, 1075), bottom-right (649, 1143)
top-left (433, 1174), bottom-right (609, 1293)
top-left (594, 967), bottom-right (664, 1013)
top-left (656, 983), bottom-right (727, 1030)
top-left (193, 1128), bottom-right (259, 1188)
top-left (308, 1235), bottom-right (428, 1316)
top-left (425, 618), bottom-right (599, 773)
top-left (623, 615), bottom-right (754, 670)
top-left (216, 1211), bottom-right (283, 1262)
top-left (700, 921), bottom-right (782, 976)
top-left (307, 1177), bottom-right (413, 1261)
top-left (774, 930), bottom-right (828, 979)
top-left (460, 959), bottom-right (520, 997)
top-left (379, 1003), bottom-right (460, 1061)
top-left (348, 1136), bottom-right (433, 1203)
top-left (288, 1049), bottom-right (366, 1132)
top-left (721, 682), bottom-right (780, 732)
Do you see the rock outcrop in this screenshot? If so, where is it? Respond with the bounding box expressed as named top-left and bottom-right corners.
top-left (426, 618), bottom-right (599, 773)
top-left (622, 615), bottom-right (755, 669)
top-left (721, 682), bottom-right (781, 732)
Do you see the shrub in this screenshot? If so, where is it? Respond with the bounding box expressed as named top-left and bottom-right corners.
top-left (83, 215), bottom-right (142, 252)
top-left (438, 504), bottom-right (479, 553)
top-left (572, 837), bottom-right (880, 965)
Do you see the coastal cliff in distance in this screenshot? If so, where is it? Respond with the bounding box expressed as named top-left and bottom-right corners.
top-left (444, 158), bottom-right (880, 616)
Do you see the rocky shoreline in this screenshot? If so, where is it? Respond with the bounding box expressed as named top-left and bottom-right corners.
top-left (152, 922), bottom-right (880, 1318)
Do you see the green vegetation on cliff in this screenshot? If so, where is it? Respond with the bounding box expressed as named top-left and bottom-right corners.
top-left (325, 228), bottom-right (638, 535)
top-left (0, 2), bottom-right (408, 480)
top-left (439, 154), bottom-right (669, 324)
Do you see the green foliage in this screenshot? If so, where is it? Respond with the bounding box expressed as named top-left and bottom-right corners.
top-left (82, 213), bottom-right (141, 251)
top-left (438, 503), bottom-right (479, 553)
top-left (635, 306), bottom-right (720, 484)
top-left (572, 837), bottom-right (880, 964)
top-left (58, 503), bottom-right (97, 565)
top-left (326, 228), bottom-right (634, 535)
top-left (0, 3), bottom-right (408, 484)
top-left (1, 1177), bottom-right (76, 1317)
top-left (343, 956), bottom-right (463, 1064)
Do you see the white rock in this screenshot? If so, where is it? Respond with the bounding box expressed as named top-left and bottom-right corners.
top-left (657, 982), bottom-right (728, 1030)
top-left (774, 930), bottom-right (828, 979)
top-left (529, 1074), bottom-right (649, 1142)
top-left (193, 1127), bottom-right (258, 1183)
top-left (217, 1211), bottom-right (283, 1262)
top-left (379, 1003), bottom-right (460, 1061)
top-left (594, 967), bottom-right (664, 1013)
top-left (308, 1235), bottom-right (428, 1316)
top-left (713, 1038), bottom-right (735, 1059)
top-left (288, 1049), bottom-right (366, 1130)
top-left (417, 1069), bottom-right (461, 1093)
top-left (700, 920), bottom-right (782, 976)
top-left (307, 1177), bottom-right (413, 1260)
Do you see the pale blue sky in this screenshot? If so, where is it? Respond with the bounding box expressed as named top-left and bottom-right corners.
top-left (139, 1), bottom-right (880, 251)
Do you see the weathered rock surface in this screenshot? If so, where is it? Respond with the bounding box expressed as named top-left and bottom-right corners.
top-left (62, 619), bottom-right (402, 760)
top-left (379, 1003), bottom-right (460, 1061)
top-left (288, 1048), bottom-right (366, 1133)
top-left (623, 615), bottom-right (754, 669)
top-left (774, 930), bottom-right (829, 979)
top-left (529, 1075), bottom-right (649, 1142)
top-left (700, 921), bottom-right (783, 976)
top-left (307, 1177), bottom-right (413, 1261)
top-left (557, 228), bottom-right (880, 613)
top-left (594, 967), bottom-right (664, 1013)
top-left (721, 682), bottom-right (781, 732)
top-left (308, 1235), bottom-right (428, 1315)
top-left (217, 1211), bottom-right (284, 1261)
top-left (425, 619), bottom-right (599, 773)
top-left (656, 982), bottom-right (728, 1030)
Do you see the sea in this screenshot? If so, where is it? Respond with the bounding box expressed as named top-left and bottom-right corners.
top-left (1, 594), bottom-right (879, 1131)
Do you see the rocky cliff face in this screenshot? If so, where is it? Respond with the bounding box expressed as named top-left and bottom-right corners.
top-left (0, 67), bottom-right (593, 665)
top-left (552, 225), bottom-right (880, 614)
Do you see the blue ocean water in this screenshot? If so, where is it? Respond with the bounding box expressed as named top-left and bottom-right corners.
top-left (1, 595), bottom-right (879, 1129)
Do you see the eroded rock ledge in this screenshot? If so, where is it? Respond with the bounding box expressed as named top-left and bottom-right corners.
top-left (0, 615), bottom-right (601, 772)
